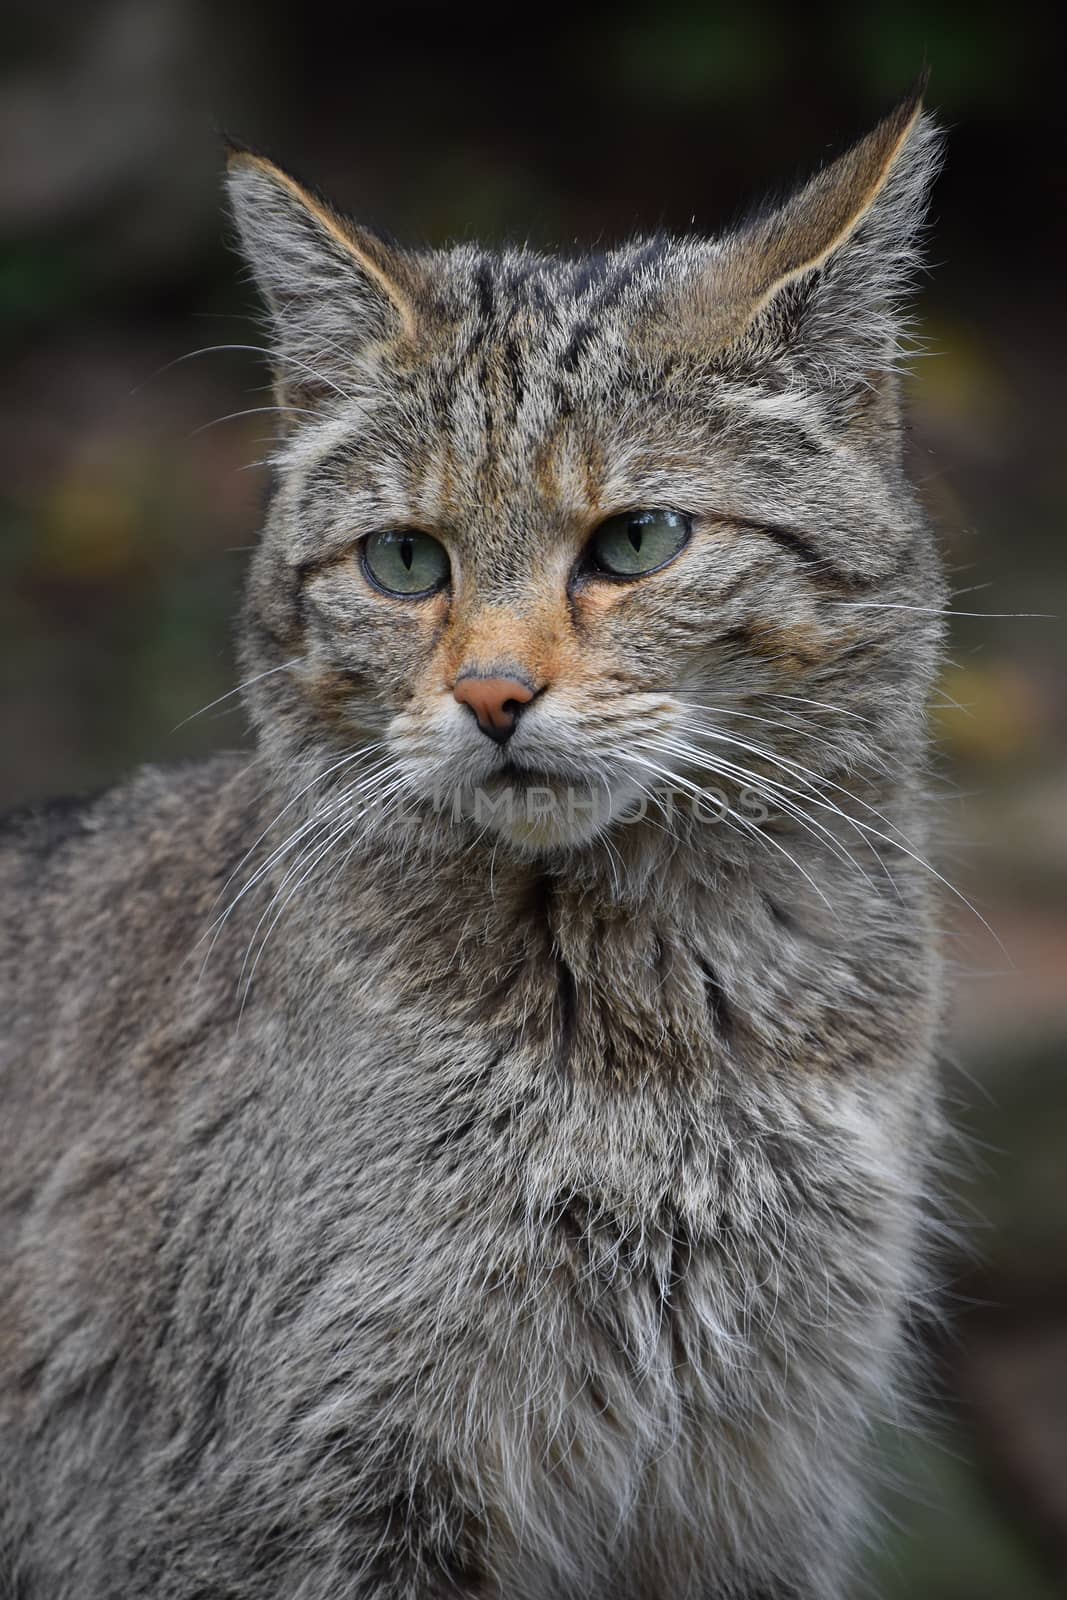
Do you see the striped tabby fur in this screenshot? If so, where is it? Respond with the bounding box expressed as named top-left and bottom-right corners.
top-left (1, 86), bottom-right (947, 1598)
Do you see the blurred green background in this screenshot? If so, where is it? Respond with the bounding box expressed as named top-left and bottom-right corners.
top-left (2, 2), bottom-right (1064, 1593)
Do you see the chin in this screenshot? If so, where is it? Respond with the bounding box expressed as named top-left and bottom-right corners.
top-left (443, 769), bottom-right (646, 855)
top-left (495, 808), bottom-right (604, 854)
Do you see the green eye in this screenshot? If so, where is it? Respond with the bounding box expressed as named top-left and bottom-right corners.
top-left (362, 529), bottom-right (450, 597)
top-left (587, 509), bottom-right (690, 577)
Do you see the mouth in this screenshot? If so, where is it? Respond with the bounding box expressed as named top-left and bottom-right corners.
top-left (490, 758), bottom-right (567, 786)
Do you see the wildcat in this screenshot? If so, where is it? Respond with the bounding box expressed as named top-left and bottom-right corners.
top-left (0, 84), bottom-right (946, 1599)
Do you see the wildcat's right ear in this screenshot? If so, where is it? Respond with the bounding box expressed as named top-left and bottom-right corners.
top-left (225, 146), bottom-right (419, 407)
top-left (656, 81), bottom-right (942, 404)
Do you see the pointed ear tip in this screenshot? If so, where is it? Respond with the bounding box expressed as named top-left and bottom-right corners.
top-left (219, 128), bottom-right (251, 162)
top-left (863, 71), bottom-right (935, 164)
top-left (223, 142), bottom-right (269, 180)
top-left (898, 66), bottom-right (932, 124)
top-left (220, 139), bottom-right (295, 190)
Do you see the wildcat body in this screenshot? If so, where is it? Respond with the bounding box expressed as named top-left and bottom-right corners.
top-left (0, 92), bottom-right (945, 1599)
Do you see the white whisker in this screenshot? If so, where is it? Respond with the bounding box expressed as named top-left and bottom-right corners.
top-left (825, 601), bottom-right (1052, 619)
top-left (235, 764), bottom-right (412, 1018)
top-left (625, 747), bottom-right (836, 915)
top-left (196, 746), bottom-right (398, 984)
top-left (171, 657), bottom-right (302, 732)
top-left (670, 724), bottom-right (1006, 954)
top-left (649, 731), bottom-right (879, 891)
top-left (187, 405), bottom-right (316, 439)
top-left (210, 744), bottom-right (385, 912)
top-left (765, 693), bottom-right (876, 725)
top-left (134, 342), bottom-right (358, 404)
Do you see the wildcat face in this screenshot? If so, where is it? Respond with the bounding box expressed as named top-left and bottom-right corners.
top-left (229, 93), bottom-right (944, 858)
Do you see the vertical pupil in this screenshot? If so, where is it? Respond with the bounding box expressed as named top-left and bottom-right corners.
top-left (399, 536), bottom-right (414, 571)
top-left (628, 521), bottom-right (643, 553)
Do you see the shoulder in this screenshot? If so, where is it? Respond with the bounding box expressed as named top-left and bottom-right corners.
top-left (0, 753), bottom-right (258, 940)
top-left (0, 788), bottom-right (99, 860)
top-left (1, 752), bottom-right (253, 853)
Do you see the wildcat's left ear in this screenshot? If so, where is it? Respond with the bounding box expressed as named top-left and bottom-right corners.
top-left (225, 146), bottom-right (420, 407)
top-left (670, 79), bottom-right (942, 389)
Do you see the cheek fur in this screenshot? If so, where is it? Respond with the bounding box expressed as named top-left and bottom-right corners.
top-left (300, 571), bottom-right (450, 723)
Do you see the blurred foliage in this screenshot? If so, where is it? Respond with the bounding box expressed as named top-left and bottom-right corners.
top-left (1, 2), bottom-right (1065, 1594)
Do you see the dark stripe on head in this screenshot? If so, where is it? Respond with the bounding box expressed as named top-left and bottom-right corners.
top-left (473, 258), bottom-right (495, 327)
top-left (560, 238), bottom-right (669, 375)
top-left (752, 521), bottom-right (880, 592)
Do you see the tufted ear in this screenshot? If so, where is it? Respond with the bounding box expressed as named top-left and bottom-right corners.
top-left (225, 148), bottom-right (419, 409)
top-left (670, 81), bottom-right (942, 401)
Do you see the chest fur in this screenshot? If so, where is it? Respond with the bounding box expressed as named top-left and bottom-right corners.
top-left (290, 862), bottom-right (934, 1589)
top-left (458, 1059), bottom-right (919, 1598)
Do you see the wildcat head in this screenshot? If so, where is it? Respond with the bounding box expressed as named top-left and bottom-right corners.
top-left (228, 87), bottom-right (944, 860)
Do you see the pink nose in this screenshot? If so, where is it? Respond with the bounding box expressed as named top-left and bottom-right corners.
top-left (453, 674), bottom-right (535, 744)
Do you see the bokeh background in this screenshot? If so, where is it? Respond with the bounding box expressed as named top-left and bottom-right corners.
top-left (2, 3), bottom-right (1064, 1593)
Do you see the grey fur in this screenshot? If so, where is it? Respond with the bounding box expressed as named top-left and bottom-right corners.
top-left (2, 94), bottom-right (947, 1598)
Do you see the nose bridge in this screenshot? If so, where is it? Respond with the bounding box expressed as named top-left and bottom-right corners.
top-left (446, 595), bottom-right (563, 689)
top-left (460, 533), bottom-right (545, 611)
